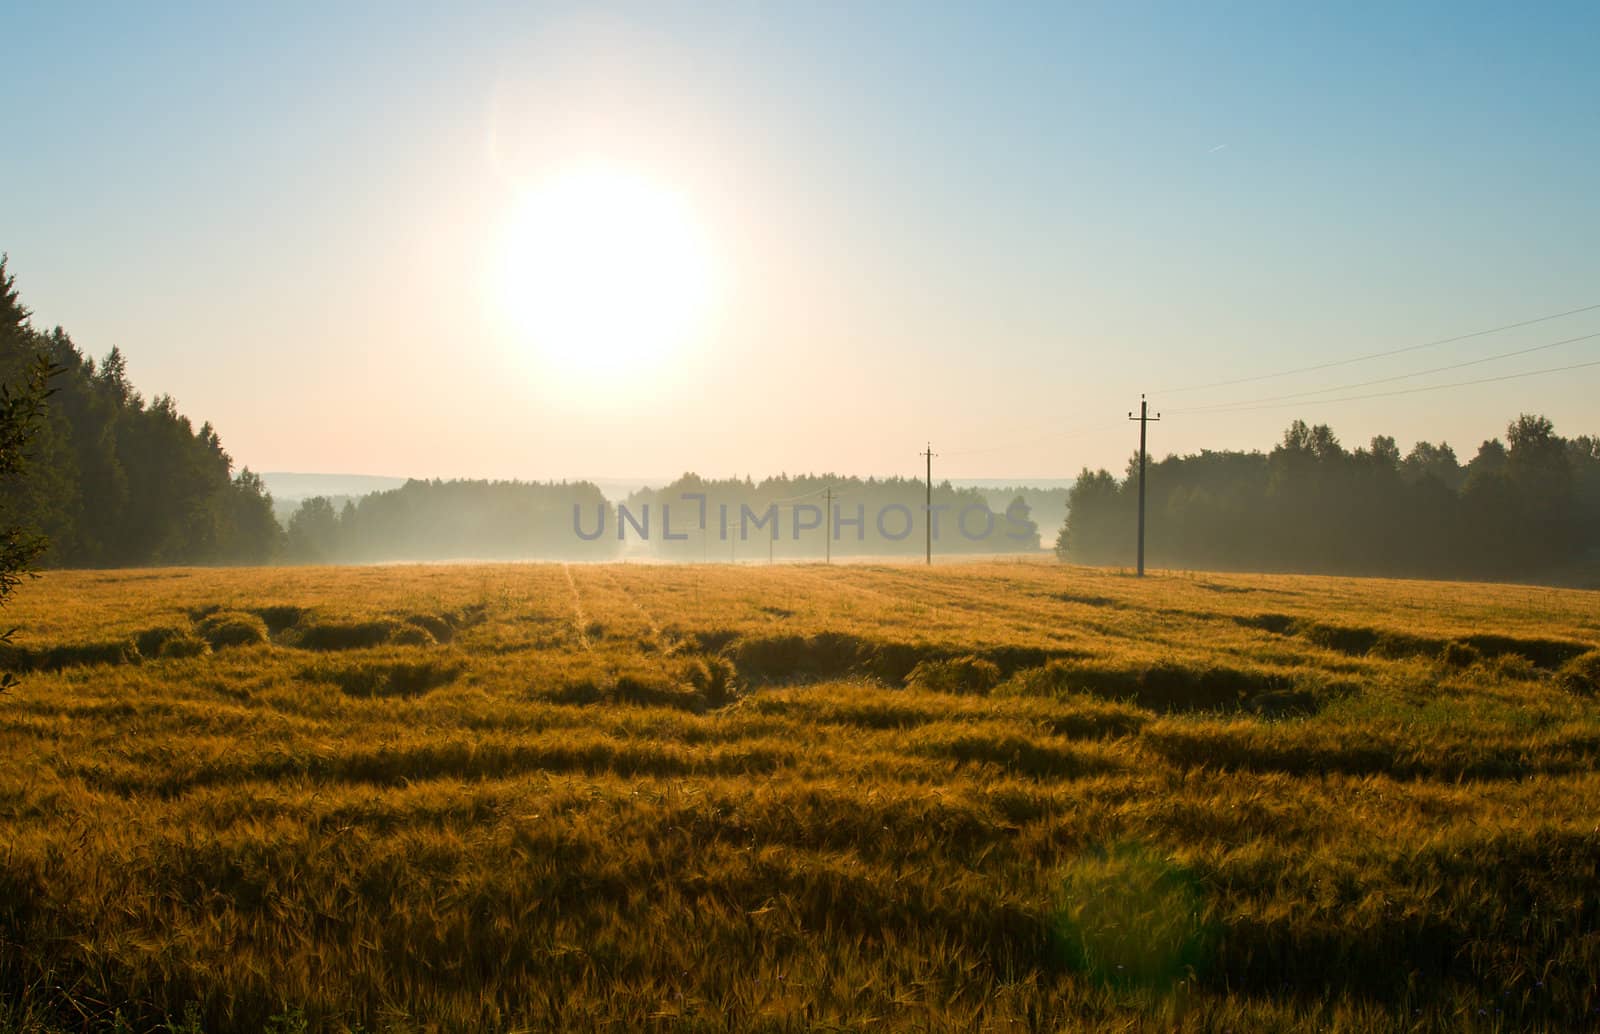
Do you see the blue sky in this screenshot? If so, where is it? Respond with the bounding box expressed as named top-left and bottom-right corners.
top-left (4, 3), bottom-right (1598, 481)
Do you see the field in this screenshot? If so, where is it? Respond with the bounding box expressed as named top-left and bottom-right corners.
top-left (2, 561), bottom-right (1599, 1033)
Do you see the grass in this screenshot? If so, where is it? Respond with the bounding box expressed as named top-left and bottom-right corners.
top-left (0, 561), bottom-right (1597, 1032)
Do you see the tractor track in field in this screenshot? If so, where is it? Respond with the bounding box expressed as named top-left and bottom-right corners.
top-left (594, 566), bottom-right (668, 648)
top-left (561, 564), bottom-right (593, 652)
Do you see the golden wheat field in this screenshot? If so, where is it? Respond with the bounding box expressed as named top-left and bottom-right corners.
top-left (1, 561), bottom-right (1598, 1033)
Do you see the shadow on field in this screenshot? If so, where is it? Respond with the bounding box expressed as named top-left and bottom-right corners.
top-left (722, 632), bottom-right (1092, 690)
top-left (1004, 658), bottom-right (1346, 717)
top-left (530, 629), bottom-right (1351, 720)
top-left (300, 658), bottom-right (466, 698)
top-left (514, 622), bottom-right (1342, 721)
top-left (0, 604), bottom-right (494, 676)
top-left (1237, 613), bottom-right (1591, 669)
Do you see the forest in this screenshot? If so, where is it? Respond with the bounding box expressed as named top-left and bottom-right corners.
top-left (284, 479), bottom-right (619, 563)
top-left (1060, 417), bottom-right (1600, 582)
top-left (0, 259), bottom-right (279, 567)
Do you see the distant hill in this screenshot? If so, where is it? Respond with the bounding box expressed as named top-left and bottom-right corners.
top-left (260, 472), bottom-right (410, 503)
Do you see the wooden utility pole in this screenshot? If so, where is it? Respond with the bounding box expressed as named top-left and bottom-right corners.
top-left (824, 486), bottom-right (832, 565)
top-left (1128, 396), bottom-right (1161, 577)
top-left (921, 443), bottom-right (937, 566)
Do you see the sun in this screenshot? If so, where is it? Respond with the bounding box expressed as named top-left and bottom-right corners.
top-left (493, 165), bottom-right (718, 382)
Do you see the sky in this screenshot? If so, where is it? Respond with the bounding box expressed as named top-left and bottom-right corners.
top-left (4, 2), bottom-right (1599, 484)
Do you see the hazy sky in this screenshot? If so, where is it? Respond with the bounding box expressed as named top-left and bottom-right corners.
top-left (5, 3), bottom-right (1598, 483)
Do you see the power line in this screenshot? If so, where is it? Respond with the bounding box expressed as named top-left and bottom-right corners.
top-left (1182, 356), bottom-right (1600, 415)
top-left (939, 421), bottom-right (1102, 458)
top-left (759, 481), bottom-right (847, 505)
top-left (936, 305), bottom-right (1599, 462)
top-left (1170, 330), bottom-right (1600, 414)
top-left (1159, 301), bottom-right (1600, 395)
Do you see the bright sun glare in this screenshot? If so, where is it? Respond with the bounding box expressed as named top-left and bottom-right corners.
top-left (495, 165), bottom-right (718, 381)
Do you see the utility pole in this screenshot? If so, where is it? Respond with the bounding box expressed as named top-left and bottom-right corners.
top-left (824, 486), bottom-right (832, 565)
top-left (921, 443), bottom-right (938, 566)
top-left (1127, 395), bottom-right (1161, 577)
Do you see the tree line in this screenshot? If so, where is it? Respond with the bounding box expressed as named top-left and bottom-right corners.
top-left (1, 258), bottom-right (280, 566)
top-left (621, 473), bottom-right (1042, 560)
top-left (285, 479), bottom-right (618, 563)
top-left (1059, 416), bottom-right (1600, 581)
